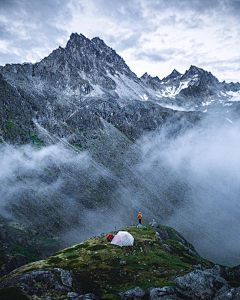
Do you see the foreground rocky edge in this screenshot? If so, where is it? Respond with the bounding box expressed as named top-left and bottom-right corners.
top-left (0, 223), bottom-right (240, 299)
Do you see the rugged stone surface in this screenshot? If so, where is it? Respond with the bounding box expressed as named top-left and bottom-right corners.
top-left (0, 32), bottom-right (239, 148)
top-left (174, 269), bottom-right (230, 299)
top-left (0, 268), bottom-right (75, 294)
top-left (75, 294), bottom-right (100, 300)
top-left (214, 286), bottom-right (240, 299)
top-left (149, 286), bottom-right (181, 300)
top-left (119, 286), bottom-right (146, 299)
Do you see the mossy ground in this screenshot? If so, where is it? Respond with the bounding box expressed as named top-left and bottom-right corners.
top-left (12, 224), bottom-right (212, 299)
top-left (0, 286), bottom-right (28, 300)
top-left (3, 223), bottom-right (60, 262)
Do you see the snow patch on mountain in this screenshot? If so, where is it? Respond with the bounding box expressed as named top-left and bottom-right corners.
top-left (202, 99), bottom-right (216, 106)
top-left (159, 103), bottom-right (195, 112)
top-left (226, 91), bottom-right (240, 101)
top-left (155, 79), bottom-right (191, 99)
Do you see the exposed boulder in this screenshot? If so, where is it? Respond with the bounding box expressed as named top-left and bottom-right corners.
top-left (214, 286), bottom-right (240, 299)
top-left (0, 268), bottom-right (81, 297)
top-left (74, 294), bottom-right (100, 300)
top-left (119, 286), bottom-right (145, 299)
top-left (174, 269), bottom-right (229, 299)
top-left (149, 286), bottom-right (181, 299)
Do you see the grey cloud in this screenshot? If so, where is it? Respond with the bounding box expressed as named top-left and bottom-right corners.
top-left (135, 47), bottom-right (186, 63)
top-left (96, 0), bottom-right (143, 23)
top-left (0, 23), bottom-right (12, 40)
top-left (0, 53), bottom-right (21, 66)
top-left (144, 0), bottom-right (225, 14)
top-left (160, 14), bottom-right (204, 29)
top-left (200, 58), bottom-right (240, 77)
top-left (108, 33), bottom-right (142, 52)
top-left (93, 0), bottom-right (158, 35)
top-left (0, 0), bottom-right (72, 65)
top-left (137, 52), bottom-right (167, 62)
top-left (137, 115), bottom-right (240, 266)
top-left (0, 0), bottom-right (71, 22)
top-left (201, 57), bottom-right (240, 66)
top-left (222, 0), bottom-right (240, 16)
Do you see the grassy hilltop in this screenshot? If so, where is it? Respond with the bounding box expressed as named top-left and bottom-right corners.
top-left (0, 224), bottom-right (216, 299)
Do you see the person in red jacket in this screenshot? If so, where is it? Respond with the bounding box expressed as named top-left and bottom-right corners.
top-left (137, 212), bottom-right (142, 224)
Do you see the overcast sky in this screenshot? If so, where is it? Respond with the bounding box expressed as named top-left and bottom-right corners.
top-left (0, 0), bottom-right (240, 82)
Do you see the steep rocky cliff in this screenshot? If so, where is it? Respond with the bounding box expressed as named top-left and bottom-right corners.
top-left (0, 33), bottom-right (239, 147)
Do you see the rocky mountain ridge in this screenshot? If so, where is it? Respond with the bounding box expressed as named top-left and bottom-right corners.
top-left (1, 33), bottom-right (240, 107)
top-left (0, 223), bottom-right (240, 299)
top-left (1, 32), bottom-right (239, 148)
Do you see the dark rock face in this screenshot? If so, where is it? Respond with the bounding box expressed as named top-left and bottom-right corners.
top-left (141, 72), bottom-right (162, 90)
top-left (0, 32), bottom-right (239, 148)
top-left (0, 268), bottom-right (101, 299)
top-left (147, 265), bottom-right (240, 299)
top-left (214, 286), bottom-right (240, 299)
top-left (178, 65), bottom-right (219, 101)
top-left (118, 265), bottom-right (240, 299)
top-left (119, 286), bottom-right (145, 299)
top-left (162, 69), bottom-right (182, 82)
top-left (149, 286), bottom-right (181, 300)
top-left (75, 294), bottom-right (100, 299)
top-left (174, 269), bottom-right (229, 299)
top-left (0, 268), bottom-right (75, 294)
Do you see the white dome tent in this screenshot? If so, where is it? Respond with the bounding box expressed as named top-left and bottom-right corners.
top-left (111, 231), bottom-right (134, 247)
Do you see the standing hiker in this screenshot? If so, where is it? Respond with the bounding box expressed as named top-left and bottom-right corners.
top-left (137, 212), bottom-right (142, 224)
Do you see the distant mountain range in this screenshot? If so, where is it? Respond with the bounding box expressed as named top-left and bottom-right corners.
top-left (1, 32), bottom-right (239, 145)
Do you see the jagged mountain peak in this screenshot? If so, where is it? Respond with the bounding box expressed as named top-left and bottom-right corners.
top-left (185, 65), bottom-right (212, 77)
top-left (140, 72), bottom-right (161, 90)
top-left (141, 72), bottom-right (150, 79)
top-left (171, 69), bottom-right (181, 77)
top-left (64, 32), bottom-right (134, 75)
top-left (141, 72), bottom-right (161, 81)
top-left (189, 65), bottom-right (202, 71)
top-left (186, 65), bottom-right (205, 76)
top-left (91, 36), bottom-right (107, 47)
top-left (69, 32), bottom-right (90, 43)
top-left (181, 65), bottom-right (218, 83)
top-left (66, 32), bottom-right (90, 48)
top-left (162, 69), bottom-right (181, 81)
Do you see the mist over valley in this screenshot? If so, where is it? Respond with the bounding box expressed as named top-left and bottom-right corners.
top-left (0, 33), bottom-right (240, 271)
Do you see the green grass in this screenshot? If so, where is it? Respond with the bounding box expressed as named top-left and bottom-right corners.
top-left (41, 225), bottom-right (211, 297)
top-left (6, 225), bottom-right (34, 238)
top-left (30, 135), bottom-right (43, 147)
top-left (12, 245), bottom-right (41, 262)
top-left (2, 224), bottom-right (214, 299)
top-left (157, 224), bottom-right (182, 242)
